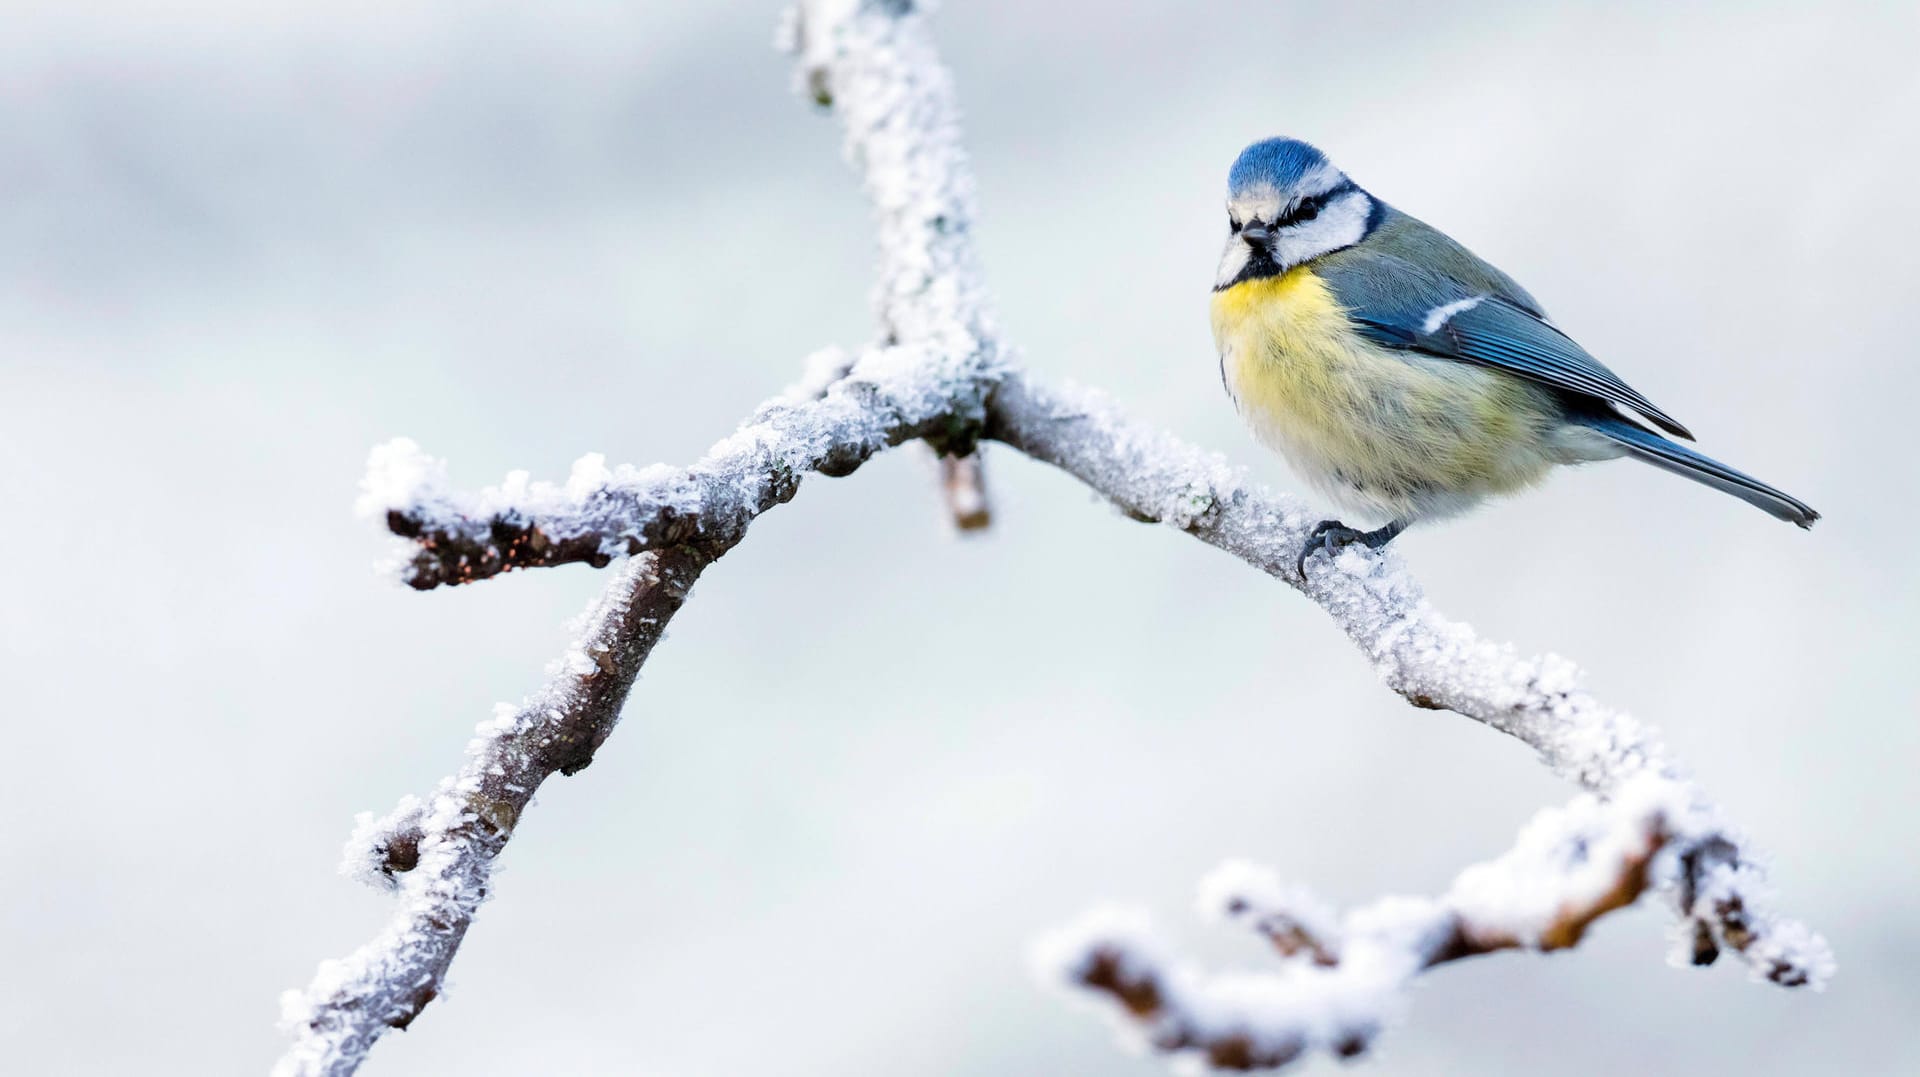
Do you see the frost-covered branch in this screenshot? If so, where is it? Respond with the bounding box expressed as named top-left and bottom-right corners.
top-left (372, 0), bottom-right (1004, 589)
top-left (275, 547), bottom-right (710, 1076)
top-left (1037, 778), bottom-right (1683, 1071)
top-left (297, 338), bottom-right (981, 1070)
top-left (785, 0), bottom-right (999, 382)
top-left (282, 6), bottom-right (1011, 1073)
top-left (983, 370), bottom-right (1832, 990)
top-left (287, 1), bottom-right (1830, 1074)
top-left (361, 344), bottom-right (985, 590)
top-left (786, 0), bottom-right (1003, 531)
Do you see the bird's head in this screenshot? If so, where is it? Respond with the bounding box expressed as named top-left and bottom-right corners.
top-left (1215, 137), bottom-right (1377, 290)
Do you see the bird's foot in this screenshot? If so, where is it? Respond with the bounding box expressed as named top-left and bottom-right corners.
top-left (1296, 519), bottom-right (1406, 578)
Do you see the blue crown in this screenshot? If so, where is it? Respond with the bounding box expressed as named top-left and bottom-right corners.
top-left (1228, 138), bottom-right (1331, 195)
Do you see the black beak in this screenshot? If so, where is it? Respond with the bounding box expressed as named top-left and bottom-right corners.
top-left (1240, 222), bottom-right (1271, 247)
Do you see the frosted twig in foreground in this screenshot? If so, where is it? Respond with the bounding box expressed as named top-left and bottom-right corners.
top-left (1039, 778), bottom-right (1683, 1070)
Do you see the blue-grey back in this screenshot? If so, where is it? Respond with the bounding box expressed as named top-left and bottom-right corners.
top-left (1312, 206), bottom-right (1694, 438)
top-left (1351, 205), bottom-right (1546, 317)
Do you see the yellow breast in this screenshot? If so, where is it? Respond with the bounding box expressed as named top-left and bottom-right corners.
top-left (1210, 267), bottom-right (1556, 519)
top-left (1211, 269), bottom-right (1365, 421)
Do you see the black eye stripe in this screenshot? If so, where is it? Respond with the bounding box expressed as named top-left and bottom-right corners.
top-left (1276, 180), bottom-right (1356, 227)
top-left (1229, 180), bottom-right (1356, 233)
top-left (1278, 195), bottom-right (1325, 226)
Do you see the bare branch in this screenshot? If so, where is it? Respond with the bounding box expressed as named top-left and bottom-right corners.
top-left (1038, 777), bottom-right (1684, 1071)
top-left (938, 449), bottom-right (992, 530)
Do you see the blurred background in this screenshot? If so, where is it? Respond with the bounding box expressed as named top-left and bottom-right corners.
top-left (4, 1), bottom-right (1917, 1073)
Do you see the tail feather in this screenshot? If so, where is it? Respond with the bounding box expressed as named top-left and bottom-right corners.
top-left (1581, 416), bottom-right (1820, 529)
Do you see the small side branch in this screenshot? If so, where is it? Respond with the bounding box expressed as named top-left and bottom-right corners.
top-left (1039, 777), bottom-right (1684, 1071)
top-left (939, 450), bottom-right (991, 530)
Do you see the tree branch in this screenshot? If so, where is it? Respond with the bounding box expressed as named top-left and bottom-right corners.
top-left (275, 546), bottom-right (711, 1076)
top-left (281, 6), bottom-right (1012, 1072)
top-left (1037, 777), bottom-right (1683, 1071)
top-left (937, 449), bottom-right (992, 530)
top-left (983, 368), bottom-right (1830, 987)
top-left (359, 344), bottom-right (986, 590)
top-left (282, 2), bottom-right (1831, 1073)
top-left (788, 0), bottom-right (1000, 530)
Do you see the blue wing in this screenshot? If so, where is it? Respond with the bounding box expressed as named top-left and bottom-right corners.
top-left (1316, 248), bottom-right (1694, 440)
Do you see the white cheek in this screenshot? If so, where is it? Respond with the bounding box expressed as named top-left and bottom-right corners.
top-left (1274, 192), bottom-right (1371, 267)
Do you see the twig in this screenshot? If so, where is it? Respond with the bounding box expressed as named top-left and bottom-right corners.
top-left (788, 0), bottom-right (1000, 530)
top-left (939, 450), bottom-right (991, 530)
top-left (275, 548), bottom-right (711, 1076)
top-left (1038, 778), bottom-right (1685, 1070)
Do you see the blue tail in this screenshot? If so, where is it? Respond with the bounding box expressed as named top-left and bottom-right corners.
top-left (1580, 416), bottom-right (1819, 529)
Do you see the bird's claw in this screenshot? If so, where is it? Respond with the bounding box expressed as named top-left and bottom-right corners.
top-left (1297, 518), bottom-right (1409, 578)
top-left (1296, 520), bottom-right (1369, 578)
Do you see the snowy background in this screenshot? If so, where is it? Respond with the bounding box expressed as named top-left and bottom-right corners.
top-left (4, 1), bottom-right (1917, 1073)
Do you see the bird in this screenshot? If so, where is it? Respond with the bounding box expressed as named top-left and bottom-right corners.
top-left (1208, 137), bottom-right (1818, 576)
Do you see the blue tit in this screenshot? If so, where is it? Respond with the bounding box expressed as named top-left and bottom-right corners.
top-left (1208, 137), bottom-right (1819, 574)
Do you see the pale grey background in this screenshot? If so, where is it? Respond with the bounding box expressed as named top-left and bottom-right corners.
top-left (3, 2), bottom-right (1916, 1074)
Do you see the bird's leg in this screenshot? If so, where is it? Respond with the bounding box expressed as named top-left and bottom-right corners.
top-left (1296, 519), bottom-right (1407, 578)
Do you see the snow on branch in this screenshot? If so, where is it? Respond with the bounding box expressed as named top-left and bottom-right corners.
top-left (368, 0), bottom-right (1009, 589)
top-left (361, 344), bottom-right (987, 590)
top-left (786, 0), bottom-right (1001, 528)
top-left (984, 370), bottom-right (1833, 990)
top-left (786, 0), bottom-right (998, 369)
top-left (286, 2), bottom-right (1829, 1074)
top-left (1037, 778), bottom-right (1685, 1071)
top-left (275, 547), bottom-right (709, 1077)
top-left (282, 7), bottom-right (1014, 1073)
